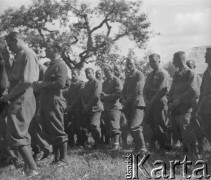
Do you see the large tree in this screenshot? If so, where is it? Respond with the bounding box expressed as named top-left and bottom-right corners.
top-left (0, 0), bottom-right (152, 70)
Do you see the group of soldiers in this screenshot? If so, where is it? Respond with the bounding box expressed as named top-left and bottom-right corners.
top-left (0, 31), bottom-right (211, 177)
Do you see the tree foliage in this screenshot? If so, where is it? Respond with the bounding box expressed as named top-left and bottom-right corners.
top-left (0, 0), bottom-right (152, 70)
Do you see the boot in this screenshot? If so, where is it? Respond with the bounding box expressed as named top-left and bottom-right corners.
top-left (40, 149), bottom-right (51, 160)
top-left (131, 130), bottom-right (147, 155)
top-left (109, 134), bottom-right (120, 151)
top-left (56, 142), bottom-right (68, 166)
top-left (51, 145), bottom-right (60, 164)
top-left (19, 145), bottom-right (39, 176)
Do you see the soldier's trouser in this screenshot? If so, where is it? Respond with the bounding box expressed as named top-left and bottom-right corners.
top-left (147, 102), bottom-right (170, 148)
top-left (6, 91), bottom-right (37, 170)
top-left (125, 107), bottom-right (146, 150)
top-left (174, 113), bottom-right (194, 148)
top-left (65, 110), bottom-right (86, 146)
top-left (199, 113), bottom-right (211, 142)
top-left (104, 110), bottom-right (121, 144)
top-left (29, 94), bottom-right (41, 154)
top-left (171, 116), bottom-right (182, 144)
top-left (38, 96), bottom-right (68, 146)
top-left (6, 92), bottom-right (36, 149)
top-left (120, 112), bottom-right (129, 144)
top-left (100, 112), bottom-right (108, 143)
top-left (0, 116), bottom-right (19, 160)
top-left (83, 111), bottom-right (102, 145)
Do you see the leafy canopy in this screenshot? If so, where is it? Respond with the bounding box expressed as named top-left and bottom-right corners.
top-left (0, 0), bottom-right (152, 70)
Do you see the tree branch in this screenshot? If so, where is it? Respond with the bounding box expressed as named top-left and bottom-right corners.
top-left (37, 28), bottom-right (46, 46)
top-left (105, 21), bottom-right (111, 37)
top-left (90, 16), bottom-right (109, 33)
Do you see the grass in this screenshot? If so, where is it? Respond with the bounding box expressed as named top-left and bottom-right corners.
top-left (1, 137), bottom-right (211, 180)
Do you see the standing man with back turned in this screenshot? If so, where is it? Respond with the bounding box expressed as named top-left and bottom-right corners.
top-left (1, 32), bottom-right (39, 177)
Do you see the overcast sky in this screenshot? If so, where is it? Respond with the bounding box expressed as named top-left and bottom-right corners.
top-left (0, 0), bottom-right (211, 63)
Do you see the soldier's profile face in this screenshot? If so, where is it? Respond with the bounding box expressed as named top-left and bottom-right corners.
top-left (72, 70), bottom-right (79, 81)
top-left (95, 71), bottom-right (102, 80)
top-left (149, 58), bottom-right (159, 70)
top-left (114, 67), bottom-right (120, 76)
top-left (126, 59), bottom-right (135, 72)
top-left (6, 39), bottom-right (18, 53)
top-left (45, 46), bottom-right (54, 59)
top-left (104, 69), bottom-right (112, 78)
top-left (85, 69), bottom-right (94, 80)
top-left (173, 56), bottom-right (180, 68)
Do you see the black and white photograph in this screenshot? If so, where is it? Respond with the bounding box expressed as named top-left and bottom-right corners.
top-left (0, 0), bottom-right (211, 179)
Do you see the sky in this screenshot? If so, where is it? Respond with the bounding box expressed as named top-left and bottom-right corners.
top-left (0, 0), bottom-right (211, 64)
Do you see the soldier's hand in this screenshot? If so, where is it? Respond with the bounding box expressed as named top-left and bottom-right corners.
top-left (33, 81), bottom-right (44, 90)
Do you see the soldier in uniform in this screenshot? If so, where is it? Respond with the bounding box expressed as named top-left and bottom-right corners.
top-left (30, 63), bottom-right (51, 161)
top-left (114, 65), bottom-right (125, 84)
top-left (186, 60), bottom-right (203, 156)
top-left (122, 58), bottom-right (147, 154)
top-left (33, 41), bottom-right (68, 166)
top-left (186, 60), bottom-right (202, 113)
top-left (114, 65), bottom-right (129, 148)
top-left (168, 51), bottom-right (198, 154)
top-left (63, 68), bottom-right (86, 147)
top-left (0, 39), bottom-right (21, 167)
top-left (82, 68), bottom-right (103, 148)
top-left (1, 32), bottom-right (39, 176)
top-left (197, 48), bottom-right (211, 143)
top-left (101, 65), bottom-right (123, 150)
top-left (143, 53), bottom-right (171, 152)
top-left (95, 69), bottom-right (106, 143)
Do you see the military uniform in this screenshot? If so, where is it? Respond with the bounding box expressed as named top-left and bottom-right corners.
top-left (143, 68), bottom-right (171, 150)
top-left (198, 67), bottom-right (211, 141)
top-left (122, 69), bottom-right (147, 152)
top-left (102, 75), bottom-right (122, 146)
top-left (38, 58), bottom-right (68, 146)
top-left (115, 73), bottom-right (128, 146)
top-left (81, 78), bottom-right (102, 146)
top-left (168, 66), bottom-right (198, 151)
top-left (63, 79), bottom-right (85, 146)
top-left (29, 64), bottom-right (50, 157)
top-left (6, 45), bottom-right (39, 149)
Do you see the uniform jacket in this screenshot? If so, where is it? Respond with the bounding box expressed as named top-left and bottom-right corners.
top-left (82, 78), bottom-right (102, 111)
top-left (8, 45), bottom-right (39, 100)
top-left (199, 67), bottom-right (211, 113)
top-left (122, 69), bottom-right (145, 108)
top-left (40, 58), bottom-right (68, 107)
top-left (0, 59), bottom-right (9, 95)
top-left (63, 79), bottom-right (84, 110)
top-left (168, 66), bottom-right (198, 114)
top-left (144, 68), bottom-right (170, 105)
top-left (102, 75), bottom-right (122, 110)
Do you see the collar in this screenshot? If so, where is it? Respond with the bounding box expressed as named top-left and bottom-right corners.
top-left (49, 57), bottom-right (61, 66)
top-left (128, 69), bottom-right (137, 77)
top-left (176, 66), bottom-right (187, 76)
